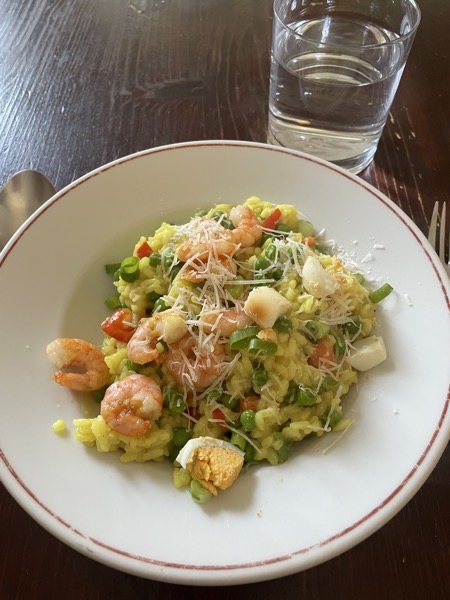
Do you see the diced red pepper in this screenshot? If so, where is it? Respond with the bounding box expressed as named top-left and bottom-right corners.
top-left (101, 308), bottom-right (135, 343)
top-left (261, 208), bottom-right (282, 230)
top-left (212, 408), bottom-right (228, 430)
top-left (239, 396), bottom-right (260, 413)
top-left (136, 241), bottom-right (153, 259)
top-left (302, 236), bottom-right (316, 249)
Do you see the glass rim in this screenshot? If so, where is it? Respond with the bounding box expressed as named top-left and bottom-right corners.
top-left (274, 0), bottom-right (421, 49)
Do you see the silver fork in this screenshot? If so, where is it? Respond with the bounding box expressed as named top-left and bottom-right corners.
top-left (428, 201), bottom-right (450, 277)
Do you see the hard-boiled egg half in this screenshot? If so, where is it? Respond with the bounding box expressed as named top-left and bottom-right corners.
top-left (176, 436), bottom-right (245, 496)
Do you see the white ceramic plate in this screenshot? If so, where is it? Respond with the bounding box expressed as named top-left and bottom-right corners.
top-left (1, 141), bottom-right (449, 586)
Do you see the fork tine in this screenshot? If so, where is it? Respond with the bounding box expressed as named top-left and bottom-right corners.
top-left (428, 201), bottom-right (439, 247)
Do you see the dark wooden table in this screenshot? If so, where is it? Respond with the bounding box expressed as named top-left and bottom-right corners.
top-left (0, 1), bottom-right (448, 598)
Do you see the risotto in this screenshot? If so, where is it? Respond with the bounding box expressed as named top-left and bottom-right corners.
top-left (48, 197), bottom-right (392, 503)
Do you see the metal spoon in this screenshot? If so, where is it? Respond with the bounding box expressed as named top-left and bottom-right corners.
top-left (0, 169), bottom-right (56, 250)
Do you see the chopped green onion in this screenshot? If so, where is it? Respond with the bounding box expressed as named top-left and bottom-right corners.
top-left (162, 249), bottom-right (176, 272)
top-left (343, 317), bottom-right (361, 335)
top-left (119, 256), bottom-right (140, 282)
top-left (92, 384), bottom-right (108, 403)
top-left (240, 409), bottom-right (256, 431)
top-left (206, 388), bottom-right (222, 402)
top-left (273, 432), bottom-right (291, 464)
top-left (164, 387), bottom-right (187, 415)
top-left (273, 316), bottom-right (293, 333)
top-left (306, 320), bottom-right (330, 340)
top-left (212, 210), bottom-right (235, 229)
top-left (248, 338), bottom-right (278, 355)
top-left (105, 262), bottom-right (121, 275)
top-left (333, 335), bottom-right (347, 356)
top-left (147, 291), bottom-right (162, 303)
top-left (297, 220), bottom-right (314, 237)
top-left (230, 431), bottom-right (247, 451)
top-left (276, 223), bottom-right (292, 234)
top-left (219, 393), bottom-right (239, 411)
top-left (283, 386), bottom-right (296, 404)
top-left (153, 298), bottom-right (169, 313)
top-left (227, 278), bottom-right (244, 299)
top-left (189, 479), bottom-right (212, 504)
top-left (260, 233), bottom-right (273, 246)
top-left (172, 427), bottom-right (191, 447)
top-left (149, 253), bottom-right (162, 267)
top-left (105, 294), bottom-right (122, 310)
top-left (368, 283), bottom-right (393, 303)
top-left (244, 442), bottom-right (256, 464)
top-left (295, 387), bottom-right (318, 406)
top-left (252, 366), bottom-right (269, 387)
top-left (229, 326), bottom-right (260, 350)
top-left (354, 272), bottom-right (365, 284)
top-left (125, 359), bottom-right (142, 372)
top-left (155, 340), bottom-right (168, 353)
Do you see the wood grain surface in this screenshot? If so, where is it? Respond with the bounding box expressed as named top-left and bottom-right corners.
top-left (0, 1), bottom-right (448, 598)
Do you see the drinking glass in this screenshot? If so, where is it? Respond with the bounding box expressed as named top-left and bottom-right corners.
top-left (268, 0), bottom-right (421, 174)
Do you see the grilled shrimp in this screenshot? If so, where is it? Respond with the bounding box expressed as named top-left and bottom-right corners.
top-left (176, 217), bottom-right (236, 263)
top-left (46, 338), bottom-right (111, 392)
top-left (229, 205), bottom-right (262, 248)
top-left (101, 374), bottom-right (163, 437)
top-left (200, 306), bottom-right (254, 337)
top-left (179, 254), bottom-right (237, 283)
top-left (165, 334), bottom-right (226, 392)
top-left (127, 310), bottom-right (188, 365)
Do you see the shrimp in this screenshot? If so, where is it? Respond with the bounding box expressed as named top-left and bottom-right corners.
top-left (101, 374), bottom-right (163, 437)
top-left (176, 217), bottom-right (236, 263)
top-left (200, 306), bottom-right (254, 337)
top-left (229, 205), bottom-right (262, 248)
top-left (127, 310), bottom-right (188, 365)
top-left (165, 334), bottom-right (226, 391)
top-left (179, 254), bottom-right (237, 283)
top-left (46, 338), bottom-right (111, 392)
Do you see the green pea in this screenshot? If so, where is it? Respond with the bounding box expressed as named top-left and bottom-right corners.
top-left (320, 411), bottom-right (341, 430)
top-left (240, 409), bottom-right (256, 431)
top-left (264, 243), bottom-right (277, 261)
top-left (149, 253), bottom-right (162, 267)
top-left (296, 387), bottom-right (318, 406)
top-left (172, 427), bottom-right (191, 447)
top-left (320, 374), bottom-right (340, 392)
top-left (252, 367), bottom-right (269, 387)
top-left (255, 256), bottom-right (271, 271)
top-left (269, 266), bottom-right (284, 280)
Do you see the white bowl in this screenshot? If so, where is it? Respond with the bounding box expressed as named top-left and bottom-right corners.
top-left (1, 141), bottom-right (449, 586)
